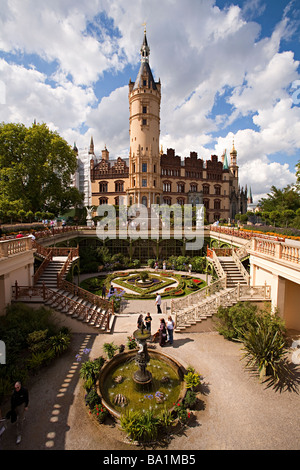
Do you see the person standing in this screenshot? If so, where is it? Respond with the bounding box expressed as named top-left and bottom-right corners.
top-left (167, 315), bottom-right (175, 345)
top-left (101, 284), bottom-right (107, 299)
top-left (155, 293), bottom-right (162, 314)
top-left (10, 381), bottom-right (29, 444)
top-left (137, 314), bottom-right (145, 330)
top-left (145, 312), bottom-right (152, 333)
top-left (159, 318), bottom-right (167, 347)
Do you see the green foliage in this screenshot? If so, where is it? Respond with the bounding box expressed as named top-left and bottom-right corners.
top-left (216, 302), bottom-right (288, 380)
top-left (0, 377), bottom-right (13, 405)
top-left (173, 400), bottom-right (190, 423)
top-left (126, 336), bottom-right (137, 350)
top-left (216, 302), bottom-right (258, 341)
top-left (27, 329), bottom-right (49, 353)
top-left (184, 369), bottom-right (201, 391)
top-left (184, 390), bottom-right (198, 409)
top-left (85, 388), bottom-right (102, 410)
top-left (49, 332), bottom-right (71, 356)
top-left (239, 314), bottom-right (288, 380)
top-left (120, 409), bottom-right (160, 442)
top-left (90, 404), bottom-right (109, 423)
top-left (0, 122), bottom-right (83, 216)
top-left (158, 407), bottom-right (175, 428)
top-left (27, 349), bottom-right (55, 371)
top-left (258, 184), bottom-right (300, 228)
top-left (103, 342), bottom-right (118, 359)
top-left (79, 357), bottom-right (105, 385)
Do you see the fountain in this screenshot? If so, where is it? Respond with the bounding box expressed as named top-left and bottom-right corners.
top-left (132, 323), bottom-right (152, 385)
top-left (98, 326), bottom-right (187, 419)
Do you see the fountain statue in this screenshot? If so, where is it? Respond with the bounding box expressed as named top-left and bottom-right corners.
top-left (133, 322), bottom-right (152, 385)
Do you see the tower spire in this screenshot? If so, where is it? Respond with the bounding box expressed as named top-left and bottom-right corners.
top-left (140, 25), bottom-right (150, 63)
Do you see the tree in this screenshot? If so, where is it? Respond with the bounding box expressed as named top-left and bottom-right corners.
top-left (0, 122), bottom-right (83, 216)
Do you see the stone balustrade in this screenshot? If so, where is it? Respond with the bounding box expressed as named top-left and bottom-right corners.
top-left (0, 237), bottom-right (33, 258)
top-left (251, 238), bottom-right (300, 265)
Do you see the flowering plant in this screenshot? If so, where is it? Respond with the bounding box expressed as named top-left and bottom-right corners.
top-left (126, 336), bottom-right (137, 350)
top-left (90, 404), bottom-right (108, 423)
top-left (173, 400), bottom-right (190, 423)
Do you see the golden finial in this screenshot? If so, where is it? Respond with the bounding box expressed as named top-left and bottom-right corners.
top-left (142, 22), bottom-right (146, 33)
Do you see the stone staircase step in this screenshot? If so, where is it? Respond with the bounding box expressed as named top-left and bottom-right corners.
top-left (34, 256), bottom-right (112, 331)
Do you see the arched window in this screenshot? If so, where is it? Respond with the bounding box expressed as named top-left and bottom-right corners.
top-left (163, 181), bottom-right (172, 192)
top-left (214, 185), bottom-right (221, 195)
top-left (163, 197), bottom-right (171, 205)
top-left (177, 182), bottom-right (185, 193)
top-left (203, 184), bottom-right (210, 194)
top-left (99, 181), bottom-right (108, 193)
top-left (214, 199), bottom-right (221, 210)
top-left (99, 197), bottom-right (108, 205)
top-left (142, 196), bottom-right (147, 207)
top-left (115, 181), bottom-right (124, 192)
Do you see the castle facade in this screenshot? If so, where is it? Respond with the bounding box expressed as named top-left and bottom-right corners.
top-left (85, 30), bottom-right (247, 223)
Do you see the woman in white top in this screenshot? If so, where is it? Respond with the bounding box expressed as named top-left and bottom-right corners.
top-left (167, 315), bottom-right (175, 345)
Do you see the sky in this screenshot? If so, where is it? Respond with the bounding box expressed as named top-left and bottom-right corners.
top-left (0, 0), bottom-right (300, 204)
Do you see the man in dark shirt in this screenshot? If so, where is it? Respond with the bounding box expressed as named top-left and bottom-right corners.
top-left (11, 381), bottom-right (29, 444)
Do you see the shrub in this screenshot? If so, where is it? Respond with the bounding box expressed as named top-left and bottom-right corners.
top-left (215, 302), bottom-right (258, 341)
top-left (79, 356), bottom-right (105, 385)
top-left (184, 369), bottom-right (201, 391)
top-left (85, 388), bottom-right (102, 409)
top-left (27, 329), bottom-right (49, 353)
top-left (126, 336), bottom-right (137, 350)
top-left (90, 404), bottom-right (108, 423)
top-left (49, 331), bottom-right (71, 356)
top-left (240, 314), bottom-right (288, 380)
top-left (27, 349), bottom-right (55, 371)
top-left (103, 342), bottom-right (118, 359)
top-left (173, 401), bottom-right (190, 424)
top-left (120, 409), bottom-right (160, 442)
top-left (184, 390), bottom-right (197, 409)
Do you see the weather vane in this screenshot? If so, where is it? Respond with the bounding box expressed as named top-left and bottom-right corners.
top-left (142, 22), bottom-right (146, 32)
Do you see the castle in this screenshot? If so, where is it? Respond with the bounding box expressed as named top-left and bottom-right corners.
top-left (75, 29), bottom-right (247, 223)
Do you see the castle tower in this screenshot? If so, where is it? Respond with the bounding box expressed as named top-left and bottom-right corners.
top-left (127, 27), bottom-right (162, 207)
top-left (230, 140), bottom-right (239, 192)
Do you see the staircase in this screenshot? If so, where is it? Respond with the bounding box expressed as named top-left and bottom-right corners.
top-left (35, 257), bottom-right (67, 289)
top-left (43, 286), bottom-right (111, 330)
top-left (33, 256), bottom-right (113, 331)
top-left (218, 257), bottom-right (248, 288)
top-left (173, 249), bottom-right (264, 333)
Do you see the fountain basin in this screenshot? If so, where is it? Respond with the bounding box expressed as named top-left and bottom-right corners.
top-left (98, 350), bottom-right (186, 420)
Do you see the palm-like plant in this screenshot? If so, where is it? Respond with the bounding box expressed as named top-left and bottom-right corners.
top-left (240, 318), bottom-right (288, 381)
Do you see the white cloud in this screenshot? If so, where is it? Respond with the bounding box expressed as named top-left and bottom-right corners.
top-left (0, 58), bottom-right (97, 132)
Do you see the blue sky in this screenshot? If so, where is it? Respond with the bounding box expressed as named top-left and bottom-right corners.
top-left (0, 0), bottom-right (300, 203)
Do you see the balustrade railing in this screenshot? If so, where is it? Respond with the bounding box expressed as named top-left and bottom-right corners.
top-left (175, 283), bottom-right (271, 329)
top-left (171, 276), bottom-right (227, 314)
top-left (0, 237), bottom-right (33, 258)
top-left (251, 238), bottom-right (300, 265)
top-left (12, 282), bottom-right (112, 331)
top-left (231, 247), bottom-right (250, 285)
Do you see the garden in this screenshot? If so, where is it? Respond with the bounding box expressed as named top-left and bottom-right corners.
top-left (80, 270), bottom-right (207, 304)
